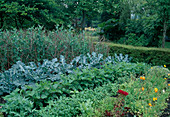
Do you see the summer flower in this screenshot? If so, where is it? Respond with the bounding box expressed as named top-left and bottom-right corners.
top-left (164, 65), bottom-right (166, 67)
top-left (151, 67), bottom-right (153, 69)
top-left (142, 87), bottom-right (144, 91)
top-left (140, 76), bottom-right (145, 80)
top-left (154, 88), bottom-right (158, 93)
top-left (168, 84), bottom-right (170, 86)
top-left (164, 78), bottom-right (167, 80)
top-left (148, 103), bottom-right (152, 107)
top-left (153, 97), bottom-right (157, 101)
top-left (105, 110), bottom-right (111, 116)
top-left (118, 89), bottom-right (129, 96)
top-left (168, 73), bottom-right (170, 76)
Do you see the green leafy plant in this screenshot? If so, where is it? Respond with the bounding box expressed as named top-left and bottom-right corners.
top-left (0, 52), bottom-right (133, 96)
top-left (122, 66), bottom-right (170, 116)
top-left (0, 27), bottom-right (109, 72)
top-left (0, 82), bottom-right (118, 117)
top-left (105, 42), bottom-right (170, 69)
top-left (118, 33), bottom-right (149, 46)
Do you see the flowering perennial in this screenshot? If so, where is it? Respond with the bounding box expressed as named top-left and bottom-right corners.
top-left (148, 103), bottom-right (152, 107)
top-left (154, 88), bottom-right (158, 93)
top-left (153, 97), bottom-right (157, 101)
top-left (118, 90), bottom-right (129, 96)
top-left (142, 87), bottom-right (144, 91)
top-left (140, 76), bottom-right (145, 80)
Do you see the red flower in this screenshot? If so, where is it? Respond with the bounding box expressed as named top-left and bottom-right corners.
top-left (121, 113), bottom-right (125, 116)
top-left (105, 110), bottom-right (111, 116)
top-left (118, 90), bottom-right (128, 96)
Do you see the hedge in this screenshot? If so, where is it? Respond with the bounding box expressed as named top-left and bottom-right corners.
top-left (102, 42), bottom-right (170, 69)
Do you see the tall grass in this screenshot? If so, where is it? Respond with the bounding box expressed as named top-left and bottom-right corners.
top-left (0, 27), bottom-right (109, 72)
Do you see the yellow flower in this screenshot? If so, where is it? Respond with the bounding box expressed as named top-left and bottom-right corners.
top-left (142, 87), bottom-right (144, 91)
top-left (148, 103), bottom-right (152, 107)
top-left (153, 97), bottom-right (157, 101)
top-left (154, 88), bottom-right (158, 93)
top-left (164, 78), bottom-right (167, 80)
top-left (164, 65), bottom-right (166, 67)
top-left (151, 67), bottom-right (153, 69)
top-left (168, 84), bottom-right (170, 86)
top-left (168, 74), bottom-right (170, 76)
top-left (140, 76), bottom-right (145, 80)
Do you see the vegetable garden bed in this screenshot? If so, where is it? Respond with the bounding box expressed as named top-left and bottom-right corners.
top-left (0, 53), bottom-right (169, 117)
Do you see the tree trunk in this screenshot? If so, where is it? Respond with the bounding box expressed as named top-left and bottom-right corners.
top-left (162, 21), bottom-right (167, 48)
top-left (81, 10), bottom-right (86, 30)
top-left (15, 17), bottom-right (19, 29)
top-left (0, 13), bottom-right (4, 29)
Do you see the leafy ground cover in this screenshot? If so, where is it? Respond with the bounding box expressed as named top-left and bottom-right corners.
top-left (0, 52), bottom-right (132, 96)
top-left (0, 53), bottom-right (169, 116)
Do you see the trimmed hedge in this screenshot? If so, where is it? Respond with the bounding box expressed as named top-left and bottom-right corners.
top-left (102, 42), bottom-right (170, 69)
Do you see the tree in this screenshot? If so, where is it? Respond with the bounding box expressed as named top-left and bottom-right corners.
top-left (0, 0), bottom-right (69, 30)
top-left (144, 0), bottom-right (170, 48)
top-left (66, 0), bottom-right (102, 30)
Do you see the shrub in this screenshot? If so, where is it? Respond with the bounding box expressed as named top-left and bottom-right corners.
top-left (118, 33), bottom-right (149, 46)
top-left (99, 18), bottom-right (162, 47)
top-left (98, 18), bottom-right (125, 41)
top-left (102, 42), bottom-right (170, 69)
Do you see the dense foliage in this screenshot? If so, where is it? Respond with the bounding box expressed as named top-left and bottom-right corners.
top-left (104, 42), bottom-right (170, 69)
top-left (0, 60), bottom-right (169, 117)
top-left (0, 0), bottom-right (67, 30)
top-left (99, 0), bottom-right (170, 47)
top-left (0, 52), bottom-right (132, 96)
top-left (0, 0), bottom-right (169, 47)
top-left (0, 0), bottom-right (170, 116)
top-left (123, 66), bottom-right (170, 116)
top-left (0, 27), bottom-right (109, 72)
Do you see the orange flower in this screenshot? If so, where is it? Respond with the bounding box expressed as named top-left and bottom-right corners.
top-left (140, 76), bottom-right (145, 80)
top-left (148, 103), bottom-right (152, 107)
top-left (153, 97), bottom-right (157, 101)
top-left (154, 88), bottom-right (158, 93)
top-left (168, 84), bottom-right (170, 86)
top-left (142, 87), bottom-right (144, 91)
top-left (140, 76), bottom-right (143, 80)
